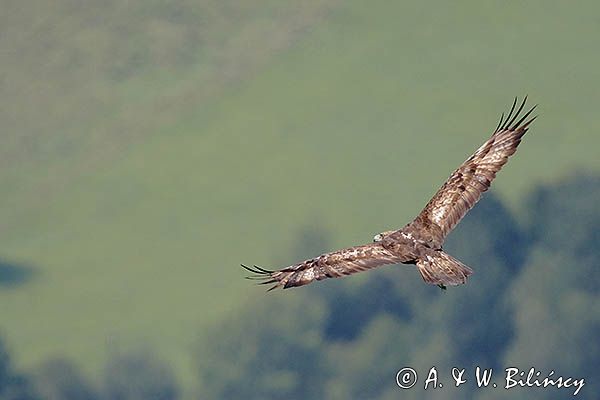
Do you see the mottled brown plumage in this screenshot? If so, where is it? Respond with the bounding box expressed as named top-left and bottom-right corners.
top-left (243, 97), bottom-right (536, 290)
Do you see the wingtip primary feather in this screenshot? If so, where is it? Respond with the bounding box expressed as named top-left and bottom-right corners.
top-left (502, 97), bottom-right (519, 131)
top-left (240, 263), bottom-right (274, 275)
top-left (510, 103), bottom-right (537, 131)
top-left (523, 114), bottom-right (538, 128)
top-left (240, 264), bottom-right (262, 275)
top-left (241, 263), bottom-right (281, 290)
top-left (504, 96), bottom-right (528, 130)
top-left (494, 112), bottom-right (505, 132)
top-left (253, 265), bottom-right (275, 274)
top-left (497, 96), bottom-right (538, 132)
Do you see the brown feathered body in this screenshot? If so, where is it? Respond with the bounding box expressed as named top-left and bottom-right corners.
top-left (243, 97), bottom-right (536, 290)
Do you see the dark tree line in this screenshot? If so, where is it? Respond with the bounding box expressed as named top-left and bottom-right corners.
top-left (199, 174), bottom-right (600, 400)
top-left (0, 345), bottom-right (179, 400)
top-left (1, 174), bottom-right (598, 399)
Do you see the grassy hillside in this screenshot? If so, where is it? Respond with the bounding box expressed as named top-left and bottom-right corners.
top-left (1, 0), bottom-right (599, 393)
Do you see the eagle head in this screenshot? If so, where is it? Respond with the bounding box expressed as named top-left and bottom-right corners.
top-left (373, 230), bottom-right (395, 243)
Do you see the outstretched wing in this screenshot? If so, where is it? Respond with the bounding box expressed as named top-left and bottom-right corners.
top-left (242, 243), bottom-right (402, 290)
top-left (412, 97), bottom-right (537, 245)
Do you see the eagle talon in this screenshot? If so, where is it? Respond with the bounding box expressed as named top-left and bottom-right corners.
top-left (437, 284), bottom-right (447, 290)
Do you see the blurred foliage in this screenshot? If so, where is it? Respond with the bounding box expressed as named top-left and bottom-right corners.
top-left (198, 294), bottom-right (327, 399)
top-left (0, 0), bottom-right (339, 386)
top-left (0, 337), bottom-right (38, 400)
top-left (1, 173), bottom-right (596, 399)
top-left (0, 1), bottom-right (599, 399)
top-left (27, 352), bottom-right (179, 400)
top-left (102, 351), bottom-right (179, 400)
top-left (198, 175), bottom-right (599, 399)
top-left (0, 261), bottom-right (34, 288)
top-left (32, 359), bottom-right (97, 400)
top-left (0, 0), bottom-right (337, 171)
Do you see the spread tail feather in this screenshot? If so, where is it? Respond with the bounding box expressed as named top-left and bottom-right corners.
top-left (416, 251), bottom-right (473, 287)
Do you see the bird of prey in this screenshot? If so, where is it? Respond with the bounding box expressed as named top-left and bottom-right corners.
top-left (242, 97), bottom-right (536, 290)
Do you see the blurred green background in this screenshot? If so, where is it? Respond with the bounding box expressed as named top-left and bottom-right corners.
top-left (1, 1), bottom-right (599, 399)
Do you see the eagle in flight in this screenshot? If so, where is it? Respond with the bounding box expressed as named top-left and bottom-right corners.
top-left (243, 97), bottom-right (536, 290)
